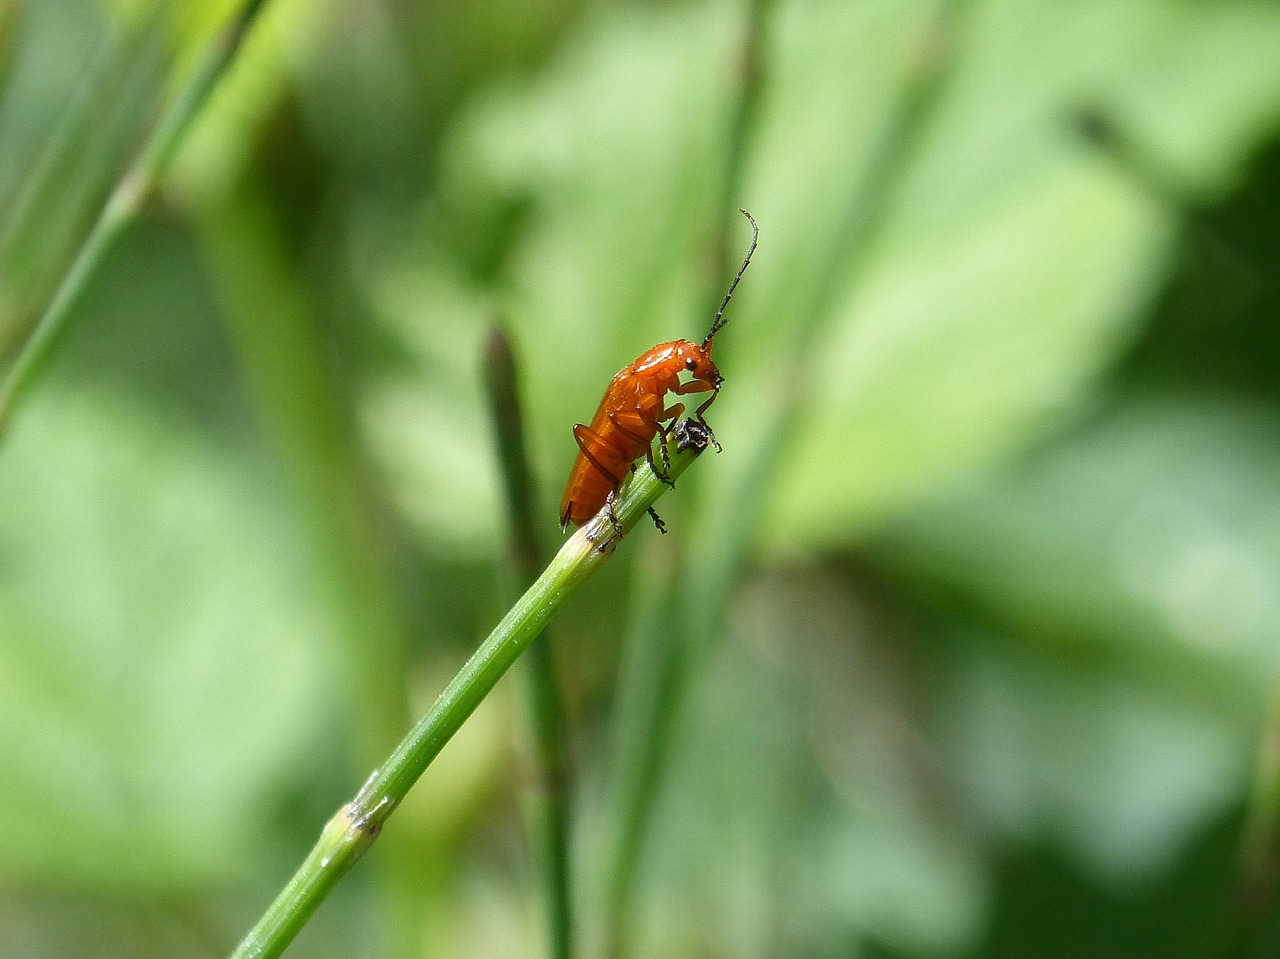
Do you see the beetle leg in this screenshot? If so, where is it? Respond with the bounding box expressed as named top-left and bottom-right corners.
top-left (573, 424), bottom-right (626, 486)
top-left (608, 410), bottom-right (651, 446)
top-left (656, 402), bottom-right (686, 423)
top-left (604, 487), bottom-right (624, 538)
top-left (666, 381), bottom-right (722, 451)
top-left (649, 403), bottom-right (686, 482)
top-left (646, 507), bottom-right (667, 534)
top-left (632, 408), bottom-right (674, 487)
top-left (671, 380), bottom-right (720, 450)
top-left (693, 388), bottom-right (722, 452)
top-left (644, 415), bottom-right (676, 487)
top-left (671, 379), bottom-right (714, 397)
top-left (641, 444), bottom-right (671, 488)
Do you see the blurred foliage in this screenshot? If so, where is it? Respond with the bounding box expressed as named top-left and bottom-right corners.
top-left (2, 0), bottom-right (1280, 957)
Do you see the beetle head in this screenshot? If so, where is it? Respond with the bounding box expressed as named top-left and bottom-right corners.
top-left (675, 340), bottom-right (723, 387)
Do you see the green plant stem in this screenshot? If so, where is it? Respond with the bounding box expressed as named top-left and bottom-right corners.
top-left (1230, 662), bottom-right (1280, 958)
top-left (482, 324), bottom-right (574, 959)
top-left (0, 0), bottom-right (271, 430)
top-left (0, 27), bottom-right (112, 288)
top-left (230, 423), bottom-right (712, 959)
top-left (0, 1), bottom-right (21, 99)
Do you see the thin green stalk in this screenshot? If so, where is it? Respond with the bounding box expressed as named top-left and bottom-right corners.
top-left (483, 324), bottom-right (574, 959)
top-left (602, 3), bottom-right (974, 953)
top-left (0, 18), bottom-right (170, 363)
top-left (1230, 662), bottom-right (1280, 958)
top-left (0, 30), bottom-right (112, 272)
top-left (0, 0), bottom-right (271, 430)
top-left (229, 422), bottom-right (713, 959)
top-left (0, 0), bottom-right (19, 98)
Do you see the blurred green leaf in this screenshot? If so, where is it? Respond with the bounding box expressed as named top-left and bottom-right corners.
top-left (2, 0), bottom-right (1278, 952)
top-left (937, 635), bottom-right (1249, 883)
top-left (624, 566), bottom-right (989, 958)
top-left (0, 385), bottom-right (330, 886)
top-left (359, 266), bottom-right (503, 555)
top-left (879, 394), bottom-right (1280, 704)
top-left (172, 0), bottom-right (318, 204)
top-left (755, 0), bottom-right (1280, 550)
top-left (873, 393), bottom-right (1280, 877)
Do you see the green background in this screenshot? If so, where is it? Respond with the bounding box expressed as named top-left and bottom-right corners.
top-left (2, 0), bottom-right (1280, 956)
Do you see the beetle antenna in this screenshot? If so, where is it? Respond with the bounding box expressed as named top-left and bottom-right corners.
top-left (702, 208), bottom-right (758, 351)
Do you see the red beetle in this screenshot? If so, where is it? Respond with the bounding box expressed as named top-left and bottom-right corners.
top-left (559, 210), bottom-right (758, 532)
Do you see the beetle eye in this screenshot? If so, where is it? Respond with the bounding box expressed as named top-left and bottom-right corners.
top-left (685, 357), bottom-right (697, 371)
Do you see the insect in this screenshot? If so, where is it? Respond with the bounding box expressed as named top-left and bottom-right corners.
top-left (559, 209), bottom-right (758, 534)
